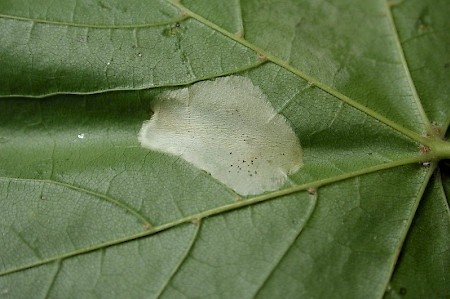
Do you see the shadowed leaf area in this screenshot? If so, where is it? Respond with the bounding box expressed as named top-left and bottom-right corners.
top-left (0, 0), bottom-right (449, 298)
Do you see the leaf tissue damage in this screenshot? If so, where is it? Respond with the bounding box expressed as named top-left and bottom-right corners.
top-left (139, 76), bottom-right (303, 195)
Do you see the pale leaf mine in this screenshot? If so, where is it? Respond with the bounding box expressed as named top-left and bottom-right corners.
top-left (139, 76), bottom-right (303, 196)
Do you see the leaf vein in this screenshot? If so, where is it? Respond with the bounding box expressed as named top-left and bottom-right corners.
top-left (0, 155), bottom-right (428, 277)
top-left (0, 13), bottom-right (186, 29)
top-left (0, 177), bottom-right (153, 228)
top-left (155, 222), bottom-right (201, 298)
top-left (381, 164), bottom-right (436, 297)
top-left (235, 0), bottom-right (245, 37)
top-left (166, 0), bottom-right (429, 145)
top-left (42, 260), bottom-right (62, 299)
top-left (252, 191), bottom-right (318, 298)
top-left (385, 2), bottom-right (433, 135)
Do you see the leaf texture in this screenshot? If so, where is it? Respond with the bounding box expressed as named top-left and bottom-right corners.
top-left (0, 0), bottom-right (449, 298)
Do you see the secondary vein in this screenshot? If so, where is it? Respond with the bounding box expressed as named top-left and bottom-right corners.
top-left (166, 0), bottom-right (429, 146)
top-left (0, 154), bottom-right (430, 277)
top-left (154, 221), bottom-right (201, 298)
top-left (0, 177), bottom-right (153, 228)
top-left (385, 2), bottom-right (433, 136)
top-left (381, 162), bottom-right (436, 297)
top-left (252, 191), bottom-right (318, 297)
top-left (0, 13), bottom-right (185, 29)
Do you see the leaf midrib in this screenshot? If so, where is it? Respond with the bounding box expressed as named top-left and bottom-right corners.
top-left (0, 154), bottom-right (431, 277)
top-left (0, 0), bottom-right (438, 143)
top-left (381, 163), bottom-right (436, 296)
top-left (167, 0), bottom-right (430, 145)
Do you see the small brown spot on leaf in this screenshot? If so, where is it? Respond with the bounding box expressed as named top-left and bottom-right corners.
top-left (307, 187), bottom-right (317, 195)
top-left (419, 144), bottom-right (430, 154)
top-left (257, 53), bottom-right (267, 62)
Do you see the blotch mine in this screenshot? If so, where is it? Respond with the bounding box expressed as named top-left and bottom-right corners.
top-left (139, 76), bottom-right (303, 195)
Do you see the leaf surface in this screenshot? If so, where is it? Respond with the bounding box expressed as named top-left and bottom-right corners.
top-left (0, 0), bottom-right (449, 298)
top-left (384, 168), bottom-right (450, 299)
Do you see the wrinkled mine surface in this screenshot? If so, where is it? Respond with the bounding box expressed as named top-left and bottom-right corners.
top-left (139, 76), bottom-right (303, 195)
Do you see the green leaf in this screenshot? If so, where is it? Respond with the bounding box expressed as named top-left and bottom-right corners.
top-left (384, 168), bottom-right (450, 299)
top-left (0, 0), bottom-right (449, 298)
top-left (0, 0), bottom-right (260, 96)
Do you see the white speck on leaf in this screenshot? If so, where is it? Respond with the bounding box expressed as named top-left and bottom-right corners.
top-left (138, 76), bottom-right (303, 195)
top-left (77, 133), bottom-right (85, 139)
